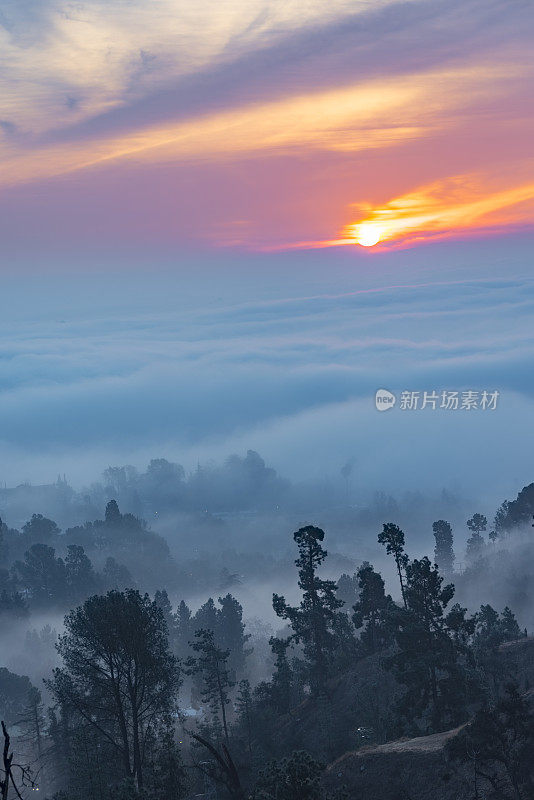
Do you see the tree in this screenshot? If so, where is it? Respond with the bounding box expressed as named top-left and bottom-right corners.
top-left (432, 520), bottom-right (455, 575)
top-left (268, 637), bottom-right (294, 714)
top-left (1, 720), bottom-right (37, 800)
top-left (387, 557), bottom-right (473, 732)
top-left (187, 628), bottom-right (234, 744)
top-left (0, 589), bottom-right (29, 628)
top-left (468, 514), bottom-right (488, 535)
top-left (104, 499), bottom-right (122, 525)
top-left (217, 594), bottom-right (251, 679)
top-left (192, 597), bottom-right (218, 633)
top-left (448, 684), bottom-right (534, 800)
top-left (352, 562), bottom-right (395, 654)
top-left (13, 544), bottom-right (67, 606)
top-left (475, 605), bottom-right (521, 650)
top-left (235, 679), bottom-right (253, 755)
top-left (102, 557), bottom-right (134, 590)
top-left (252, 750), bottom-right (324, 800)
top-left (0, 669), bottom-right (35, 727)
top-left (22, 514), bottom-right (60, 544)
top-left (335, 573), bottom-right (359, 609)
top-left (378, 523), bottom-right (408, 607)
top-left (175, 600), bottom-right (192, 660)
top-left (0, 520), bottom-right (8, 564)
top-left (494, 501), bottom-right (512, 537)
top-left (143, 717), bottom-right (186, 800)
top-left (272, 526), bottom-right (343, 695)
top-left (466, 514), bottom-right (487, 564)
top-left (65, 545), bottom-right (96, 602)
top-left (501, 607), bottom-right (521, 642)
top-left (154, 589), bottom-right (177, 652)
top-left (17, 686), bottom-right (45, 758)
top-left (49, 589), bottom-right (179, 790)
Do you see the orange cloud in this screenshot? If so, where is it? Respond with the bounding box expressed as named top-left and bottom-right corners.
top-left (274, 170), bottom-right (534, 251)
top-left (344, 173), bottom-right (534, 247)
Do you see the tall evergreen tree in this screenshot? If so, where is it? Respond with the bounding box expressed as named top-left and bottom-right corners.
top-left (378, 523), bottom-right (409, 607)
top-left (217, 593), bottom-right (251, 679)
top-left (352, 562), bottom-right (395, 654)
top-left (268, 637), bottom-right (294, 714)
top-left (272, 526), bottom-right (343, 695)
top-left (187, 628), bottom-right (234, 744)
top-left (235, 679), bottom-right (254, 755)
top-left (466, 514), bottom-right (487, 564)
top-left (387, 557), bottom-right (473, 732)
top-left (432, 520), bottom-right (455, 575)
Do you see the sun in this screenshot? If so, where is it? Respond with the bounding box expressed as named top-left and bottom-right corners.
top-left (355, 223), bottom-right (381, 247)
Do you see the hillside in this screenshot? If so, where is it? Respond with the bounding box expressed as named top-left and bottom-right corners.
top-left (321, 638), bottom-right (534, 799)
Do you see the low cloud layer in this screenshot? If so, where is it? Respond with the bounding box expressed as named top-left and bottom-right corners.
top-left (1, 240), bottom-right (532, 501)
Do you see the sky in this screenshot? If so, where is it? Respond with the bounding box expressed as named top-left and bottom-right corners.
top-left (0, 0), bottom-right (533, 504)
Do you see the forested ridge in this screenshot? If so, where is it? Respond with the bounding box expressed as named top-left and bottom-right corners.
top-left (2, 472), bottom-right (534, 799)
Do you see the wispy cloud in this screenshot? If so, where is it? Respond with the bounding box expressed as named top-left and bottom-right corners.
top-left (0, 0), bottom-right (533, 249)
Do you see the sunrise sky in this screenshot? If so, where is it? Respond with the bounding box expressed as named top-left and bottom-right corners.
top-left (1, 1), bottom-right (533, 501)
top-left (1, 0), bottom-right (533, 251)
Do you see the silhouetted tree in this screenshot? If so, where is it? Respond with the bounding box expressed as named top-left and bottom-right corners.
top-left (432, 520), bottom-right (455, 575)
top-left (65, 545), bottom-right (96, 602)
top-left (49, 589), bottom-right (179, 790)
top-left (335, 573), bottom-right (359, 609)
top-left (104, 499), bottom-right (122, 525)
top-left (235, 679), bottom-right (254, 755)
top-left (387, 557), bottom-right (473, 732)
top-left (218, 594), bottom-right (251, 679)
top-left (102, 557), bottom-right (134, 590)
top-left (466, 514), bottom-right (487, 564)
top-left (13, 544), bottom-right (67, 606)
top-left (22, 513), bottom-right (60, 544)
top-left (448, 684), bottom-right (534, 800)
top-left (273, 526), bottom-right (343, 695)
top-left (268, 637), bottom-right (293, 714)
top-left (352, 562), bottom-right (395, 654)
top-left (378, 523), bottom-right (408, 607)
top-left (187, 629), bottom-right (234, 744)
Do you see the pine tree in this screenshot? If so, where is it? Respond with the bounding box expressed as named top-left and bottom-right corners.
top-left (378, 523), bottom-right (409, 607)
top-left (387, 557), bottom-right (473, 732)
top-left (272, 526), bottom-right (343, 695)
top-left (235, 679), bottom-right (254, 755)
top-left (432, 520), bottom-right (455, 575)
top-left (175, 600), bottom-right (192, 659)
top-left (352, 563), bottom-right (395, 654)
top-left (187, 628), bottom-right (234, 744)
top-left (217, 593), bottom-right (252, 679)
top-left (466, 514), bottom-right (487, 564)
top-left (268, 637), bottom-right (293, 714)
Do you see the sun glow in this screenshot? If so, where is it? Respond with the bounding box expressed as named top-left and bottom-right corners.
top-left (355, 223), bottom-right (381, 246)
